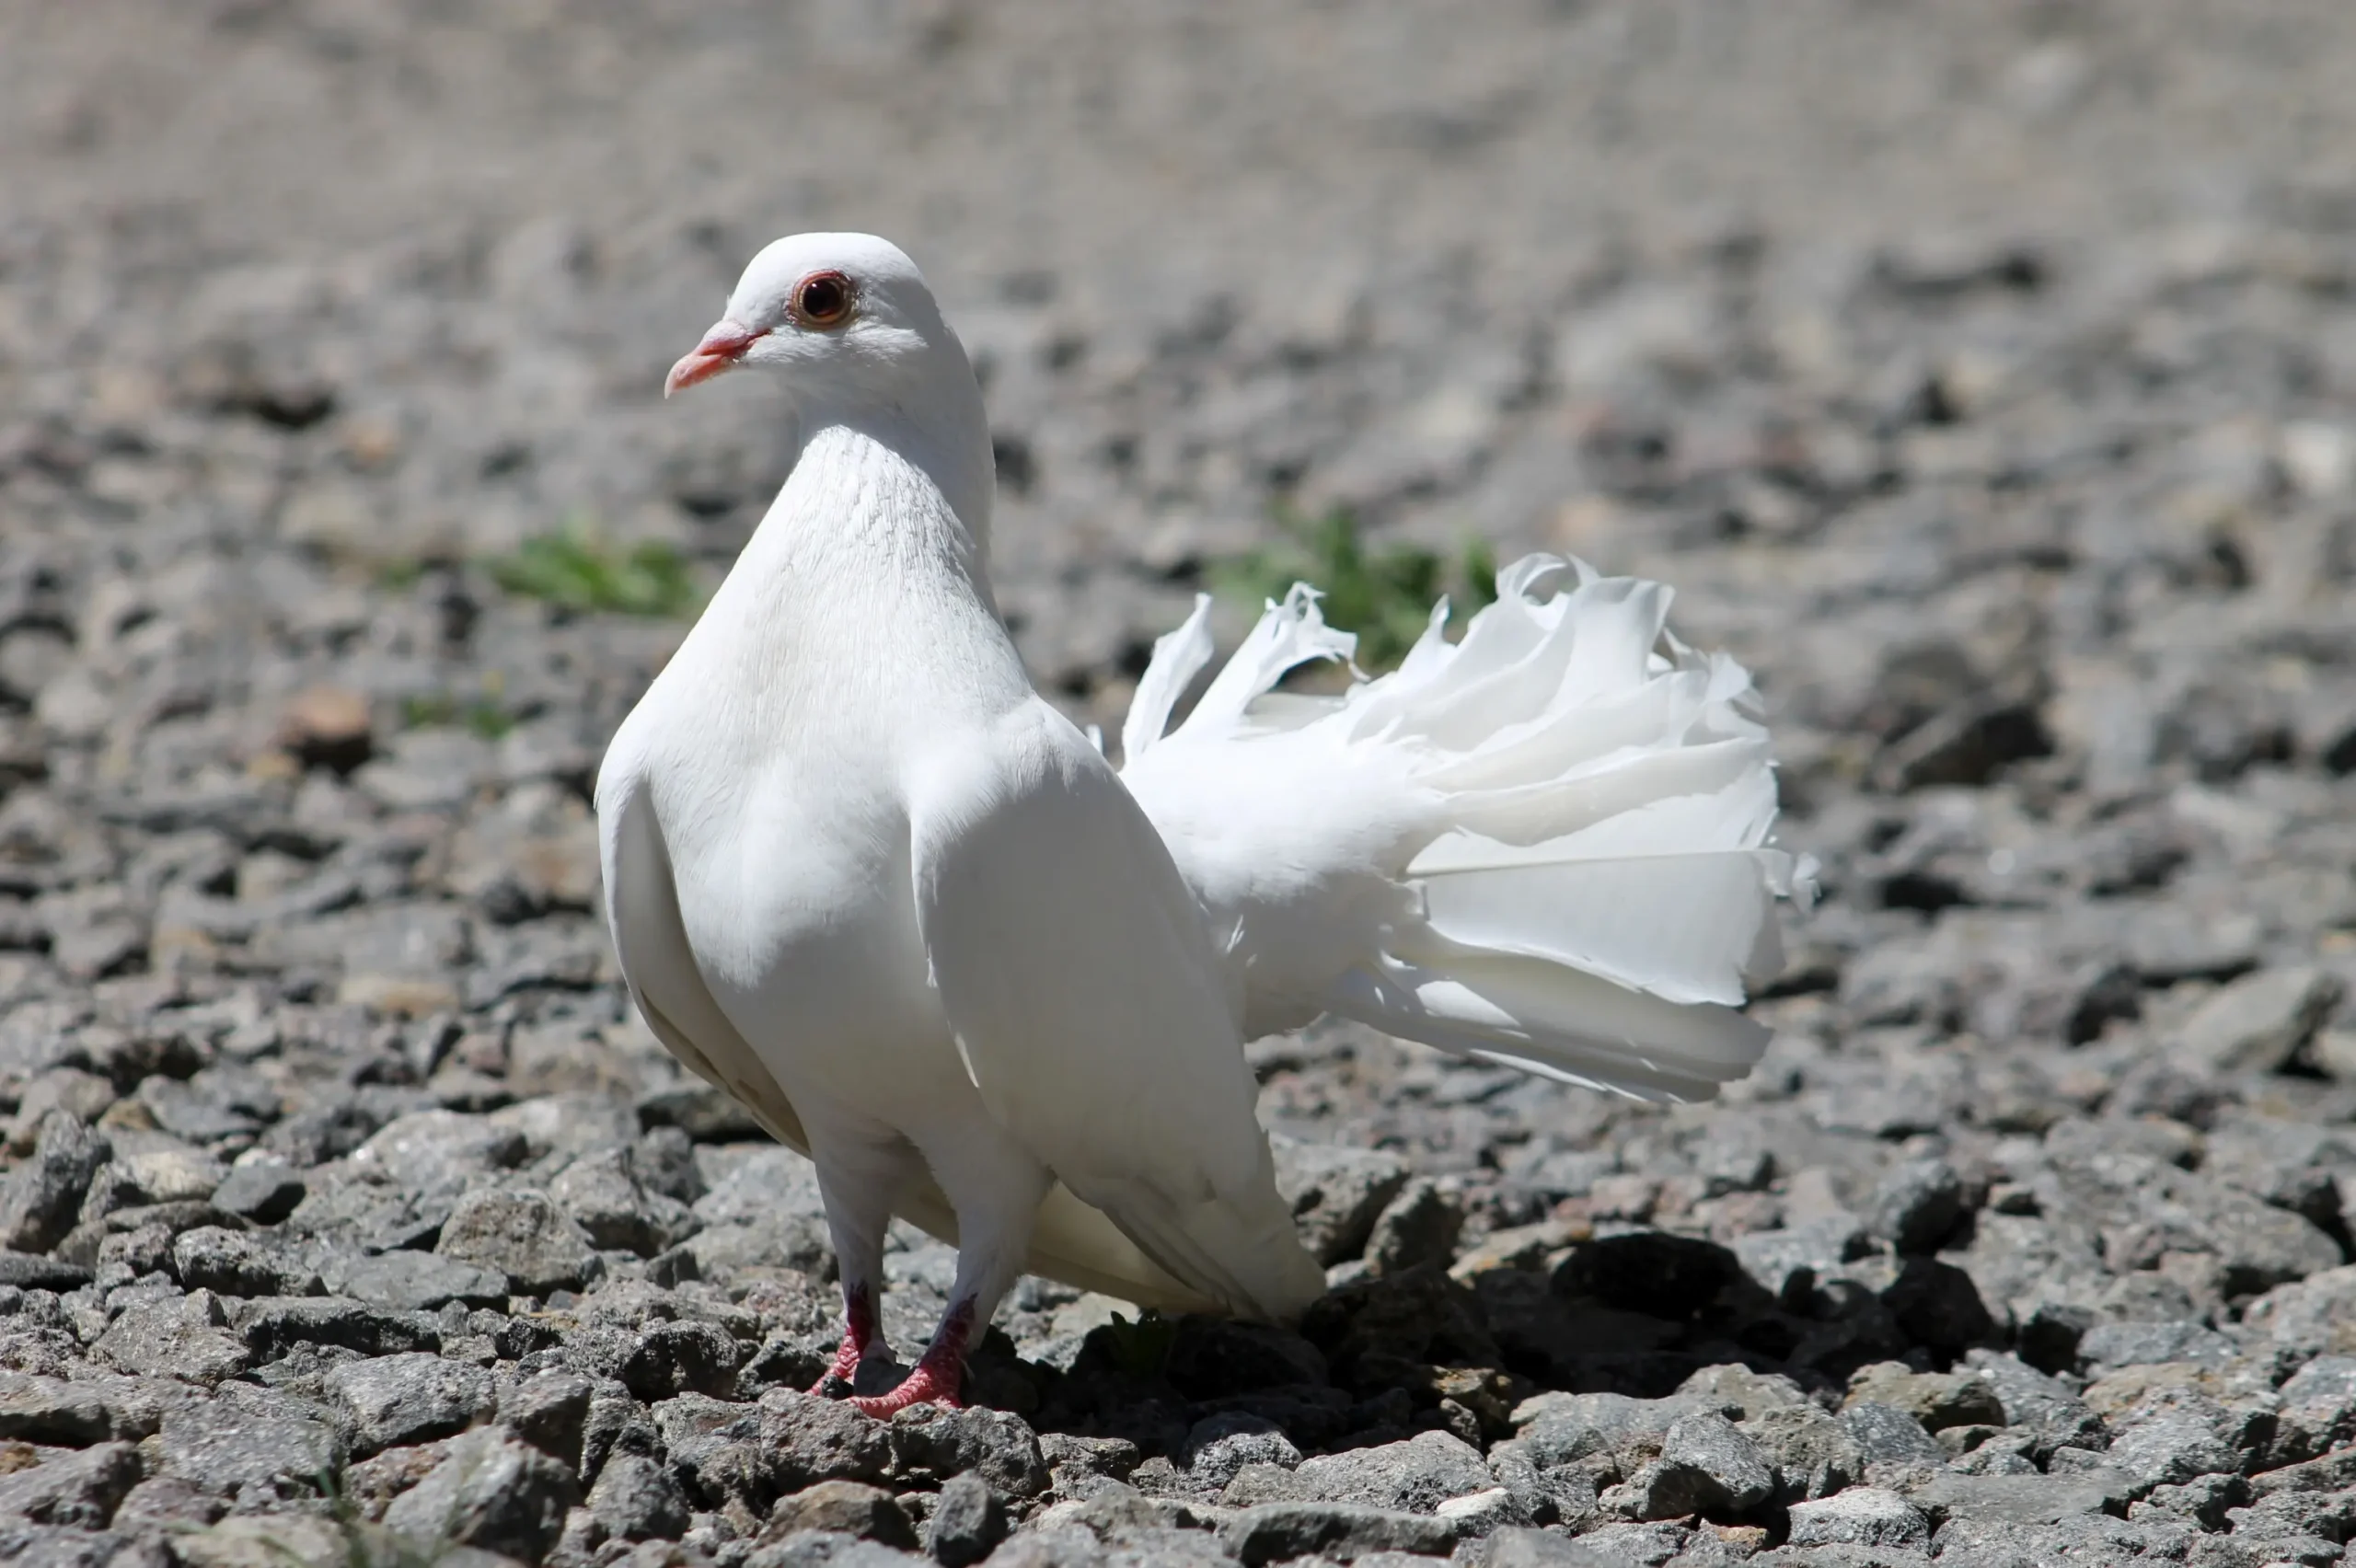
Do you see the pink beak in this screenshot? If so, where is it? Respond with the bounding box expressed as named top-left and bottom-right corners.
top-left (664, 319), bottom-right (766, 398)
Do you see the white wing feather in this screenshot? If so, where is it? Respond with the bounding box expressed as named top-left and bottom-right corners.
top-left (907, 699), bottom-right (1323, 1323)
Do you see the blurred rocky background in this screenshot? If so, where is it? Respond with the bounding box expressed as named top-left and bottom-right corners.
top-left (5, 3), bottom-right (2356, 1565)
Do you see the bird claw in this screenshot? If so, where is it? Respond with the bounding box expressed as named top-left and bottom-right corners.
top-left (849, 1359), bottom-right (962, 1418)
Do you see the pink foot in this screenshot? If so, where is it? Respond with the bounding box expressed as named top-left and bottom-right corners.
top-left (850, 1297), bottom-right (973, 1418)
top-left (808, 1284), bottom-right (880, 1396)
top-left (849, 1355), bottom-right (964, 1417)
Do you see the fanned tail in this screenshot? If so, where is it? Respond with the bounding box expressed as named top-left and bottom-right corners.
top-left (1119, 553), bottom-right (1815, 1103)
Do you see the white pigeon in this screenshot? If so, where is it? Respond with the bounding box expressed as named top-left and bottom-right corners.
top-left (596, 233), bottom-right (1810, 1416)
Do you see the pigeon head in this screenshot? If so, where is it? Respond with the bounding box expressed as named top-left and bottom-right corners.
top-left (664, 232), bottom-right (960, 403)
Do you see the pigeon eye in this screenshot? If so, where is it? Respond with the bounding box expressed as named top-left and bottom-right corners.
top-left (792, 271), bottom-right (854, 329)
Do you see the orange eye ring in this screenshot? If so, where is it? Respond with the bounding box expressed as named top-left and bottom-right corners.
top-left (791, 271), bottom-right (855, 329)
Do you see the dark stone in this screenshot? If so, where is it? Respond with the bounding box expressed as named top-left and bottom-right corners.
top-left (501, 1369), bottom-right (595, 1467)
top-left (926, 1471), bottom-right (1006, 1567)
top-left (1270, 1137), bottom-right (1412, 1265)
top-left (0, 1252), bottom-right (90, 1290)
top-left (618, 1318), bottom-right (745, 1401)
top-left (318, 1249), bottom-right (509, 1311)
top-left (1865, 1157), bottom-right (1969, 1253)
top-left (1653, 1412), bottom-right (1775, 1515)
top-left (232, 1295), bottom-right (440, 1361)
top-left (637, 1083), bottom-right (765, 1142)
top-left (208, 1162), bottom-right (306, 1225)
top-left (1364, 1178), bottom-right (1464, 1274)
top-left (1881, 1256), bottom-right (1996, 1353)
top-left (0, 1113), bottom-right (110, 1254)
top-left (885, 1401), bottom-right (1049, 1498)
top-left (588, 1450), bottom-right (691, 1541)
top-left (1166, 1316), bottom-right (1329, 1399)
top-left (1555, 1232), bottom-right (1739, 1320)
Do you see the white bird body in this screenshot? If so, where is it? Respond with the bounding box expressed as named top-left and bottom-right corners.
top-left (598, 233), bottom-right (1808, 1413)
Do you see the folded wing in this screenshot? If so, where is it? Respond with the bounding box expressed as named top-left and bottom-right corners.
top-left (909, 700), bottom-right (1324, 1323)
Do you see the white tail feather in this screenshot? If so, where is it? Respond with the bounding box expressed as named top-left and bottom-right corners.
top-left (1119, 552), bottom-right (1814, 1103)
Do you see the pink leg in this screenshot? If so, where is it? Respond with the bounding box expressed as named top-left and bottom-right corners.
top-left (851, 1297), bottom-right (974, 1417)
top-left (808, 1283), bottom-right (882, 1395)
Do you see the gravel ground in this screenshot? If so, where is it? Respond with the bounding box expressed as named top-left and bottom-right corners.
top-left (6, 3), bottom-right (2356, 1565)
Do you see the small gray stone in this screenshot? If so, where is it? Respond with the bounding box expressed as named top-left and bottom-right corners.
top-left (78, 1147), bottom-right (227, 1224)
top-left (1654, 1412), bottom-right (1775, 1515)
top-left (1483, 1528), bottom-right (1619, 1567)
top-left (1742, 1403), bottom-right (1864, 1503)
top-left (232, 1295), bottom-right (440, 1360)
top-left (93, 1292), bottom-right (253, 1384)
top-left (1840, 1401), bottom-right (1946, 1467)
top-left (382, 1425), bottom-right (578, 1562)
top-left (324, 1352), bottom-right (497, 1457)
top-left (2177, 965), bottom-right (2342, 1074)
top-left (1218, 1500), bottom-right (1458, 1564)
top-left (1865, 1157), bottom-right (1969, 1253)
top-left (0, 1251), bottom-right (90, 1290)
top-left (588, 1450), bottom-right (691, 1541)
top-left (435, 1186), bottom-right (595, 1295)
top-left (617, 1318), bottom-right (745, 1401)
top-left (349, 1110), bottom-right (528, 1197)
top-left (2077, 1319), bottom-right (2237, 1375)
top-left (170, 1227), bottom-right (321, 1298)
top-left (319, 1249), bottom-right (509, 1311)
top-left (1960, 1351), bottom-right (2108, 1456)
top-left (1363, 1178), bottom-right (1463, 1274)
top-left (155, 1389), bottom-right (343, 1495)
top-left (1290, 1429), bottom-right (1494, 1514)
top-left (501, 1369), bottom-right (595, 1467)
top-left (0, 1369), bottom-right (113, 1445)
top-left (2275, 1355), bottom-right (2356, 1458)
top-left (2105, 1412), bottom-right (2243, 1494)
top-left (1270, 1136), bottom-right (1412, 1265)
top-left (1911, 1465), bottom-right (2136, 1526)
top-left (884, 1400), bottom-right (1049, 1498)
top-left (209, 1162), bottom-right (306, 1226)
top-left (1730, 1217), bottom-right (1868, 1306)
top-left (1563, 1519), bottom-right (1691, 1565)
top-left (765, 1480), bottom-right (920, 1550)
top-left (1785, 1486), bottom-right (1931, 1549)
top-left (1183, 1412), bottom-right (1303, 1492)
top-left (0, 1113), bottom-right (110, 1253)
top-left (1845, 1363), bottom-right (2006, 1432)
top-left (926, 1471), bottom-right (1006, 1567)
top-left (550, 1146), bottom-right (698, 1258)
top-left (0, 1440), bottom-right (141, 1528)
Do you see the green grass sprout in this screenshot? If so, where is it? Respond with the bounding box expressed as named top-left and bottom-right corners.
top-left (1209, 504), bottom-right (1498, 671)
top-left (486, 523), bottom-right (701, 619)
